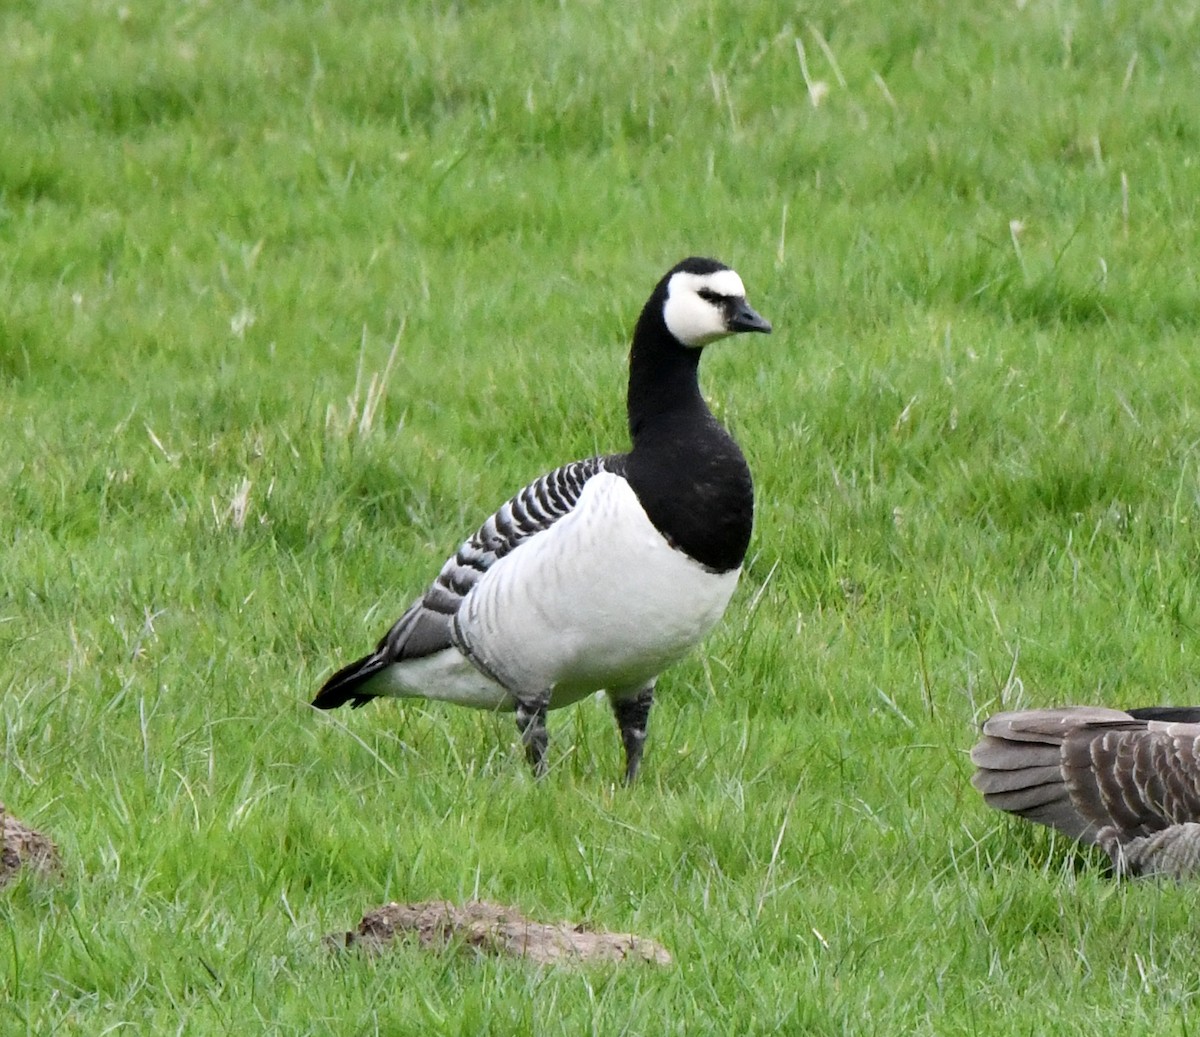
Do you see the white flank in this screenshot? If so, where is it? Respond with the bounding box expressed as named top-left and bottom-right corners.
top-left (369, 647), bottom-right (513, 710)
top-left (454, 472), bottom-right (740, 705)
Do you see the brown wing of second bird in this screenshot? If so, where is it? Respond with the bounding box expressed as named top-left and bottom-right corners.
top-left (970, 706), bottom-right (1200, 878)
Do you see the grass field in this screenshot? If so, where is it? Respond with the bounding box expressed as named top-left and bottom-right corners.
top-left (4, 1), bottom-right (1200, 1033)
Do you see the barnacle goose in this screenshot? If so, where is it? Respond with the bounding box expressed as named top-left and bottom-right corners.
top-left (971, 706), bottom-right (1200, 878)
top-left (312, 257), bottom-right (772, 781)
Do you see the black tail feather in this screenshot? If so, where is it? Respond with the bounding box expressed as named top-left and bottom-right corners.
top-left (312, 653), bottom-right (387, 710)
top-left (1126, 706), bottom-right (1200, 724)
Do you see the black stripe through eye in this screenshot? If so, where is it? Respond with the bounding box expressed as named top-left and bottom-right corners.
top-left (698, 288), bottom-right (725, 304)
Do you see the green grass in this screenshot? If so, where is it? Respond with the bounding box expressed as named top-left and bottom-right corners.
top-left (4, 0), bottom-right (1200, 1032)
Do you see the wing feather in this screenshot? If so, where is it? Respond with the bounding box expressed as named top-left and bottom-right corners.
top-left (972, 706), bottom-right (1200, 876)
top-left (312, 455), bottom-right (620, 709)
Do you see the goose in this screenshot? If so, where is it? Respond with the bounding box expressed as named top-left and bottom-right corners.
top-left (312, 257), bottom-right (772, 781)
top-left (970, 706), bottom-right (1200, 878)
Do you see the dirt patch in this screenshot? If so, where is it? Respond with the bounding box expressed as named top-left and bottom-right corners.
top-left (1, 803), bottom-right (60, 887)
top-left (327, 900), bottom-right (672, 966)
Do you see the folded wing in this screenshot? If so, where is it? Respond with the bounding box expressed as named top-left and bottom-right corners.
top-left (971, 706), bottom-right (1200, 877)
top-left (312, 456), bottom-right (618, 708)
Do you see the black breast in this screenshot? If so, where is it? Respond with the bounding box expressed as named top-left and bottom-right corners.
top-left (622, 411), bottom-right (753, 573)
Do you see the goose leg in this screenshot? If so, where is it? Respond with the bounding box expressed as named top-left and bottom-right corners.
top-left (608, 682), bottom-right (655, 784)
top-left (515, 693), bottom-right (551, 777)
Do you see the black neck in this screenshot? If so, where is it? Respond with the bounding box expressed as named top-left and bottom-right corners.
top-left (627, 315), bottom-right (705, 443)
top-left (619, 307), bottom-right (753, 573)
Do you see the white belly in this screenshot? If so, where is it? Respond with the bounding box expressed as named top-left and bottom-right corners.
top-left (454, 472), bottom-right (740, 704)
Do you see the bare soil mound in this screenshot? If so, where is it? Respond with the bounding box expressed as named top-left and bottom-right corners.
top-left (1, 803), bottom-right (60, 887)
top-left (327, 899), bottom-right (672, 966)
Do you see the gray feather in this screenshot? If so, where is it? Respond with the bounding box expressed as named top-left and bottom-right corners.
top-left (1100, 823), bottom-right (1200, 879)
top-left (971, 706), bottom-right (1200, 877)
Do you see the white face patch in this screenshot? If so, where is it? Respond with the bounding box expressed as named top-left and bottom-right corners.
top-left (662, 269), bottom-right (749, 347)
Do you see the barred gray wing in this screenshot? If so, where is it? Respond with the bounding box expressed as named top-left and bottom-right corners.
top-left (374, 455), bottom-right (621, 662)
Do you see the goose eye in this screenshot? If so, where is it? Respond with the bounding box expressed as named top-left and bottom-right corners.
top-left (697, 288), bottom-right (724, 305)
